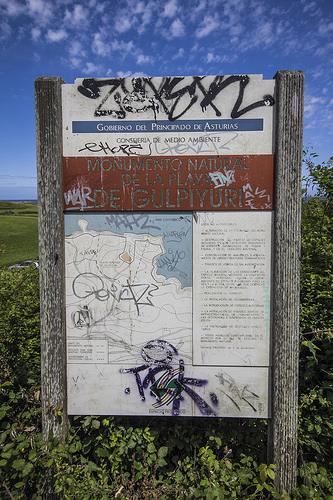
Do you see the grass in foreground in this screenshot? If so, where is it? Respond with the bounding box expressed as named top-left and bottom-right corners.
top-left (0, 202), bottom-right (38, 266)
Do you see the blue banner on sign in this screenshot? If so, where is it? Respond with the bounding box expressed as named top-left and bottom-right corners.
top-left (72, 119), bottom-right (263, 133)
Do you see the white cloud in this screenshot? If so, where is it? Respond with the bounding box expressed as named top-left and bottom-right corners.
top-left (116, 70), bottom-right (133, 77)
top-left (169, 18), bottom-right (185, 38)
top-left (111, 39), bottom-right (135, 54)
top-left (133, 1), bottom-right (146, 14)
top-left (88, 0), bottom-right (107, 14)
top-left (206, 52), bottom-right (220, 63)
top-left (0, 20), bottom-right (11, 40)
top-left (230, 23), bottom-right (243, 37)
top-left (65, 4), bottom-right (89, 27)
top-left (137, 53), bottom-right (153, 64)
top-left (69, 57), bottom-right (81, 68)
top-left (206, 52), bottom-right (214, 63)
top-left (116, 70), bottom-right (147, 78)
top-left (172, 47), bottom-right (184, 60)
top-left (237, 19), bottom-right (278, 51)
top-left (114, 15), bottom-right (132, 33)
top-left (304, 95), bottom-right (326, 117)
top-left (69, 40), bottom-right (85, 58)
top-left (0, 0), bottom-right (25, 16)
top-left (68, 40), bottom-right (86, 68)
top-left (253, 21), bottom-right (274, 45)
top-left (136, 1), bottom-right (153, 32)
top-left (221, 53), bottom-right (238, 63)
top-left (132, 71), bottom-right (147, 77)
top-left (189, 0), bottom-right (206, 21)
top-left (249, 0), bottom-right (265, 17)
top-left (163, 0), bottom-right (178, 18)
top-left (314, 41), bottom-right (333, 57)
top-left (303, 1), bottom-right (316, 11)
top-left (318, 21), bottom-right (333, 36)
top-left (46, 29), bottom-right (67, 42)
top-left (302, 0), bottom-right (319, 14)
top-left (195, 15), bottom-right (219, 38)
top-left (68, 40), bottom-right (86, 67)
top-left (31, 27), bottom-right (41, 41)
top-left (82, 61), bottom-right (103, 75)
top-left (92, 32), bottom-right (110, 56)
top-left (312, 68), bottom-right (324, 80)
top-left (282, 37), bottom-right (299, 54)
top-left (27, 0), bottom-right (53, 24)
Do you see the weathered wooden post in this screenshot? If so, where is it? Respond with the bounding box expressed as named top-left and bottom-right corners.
top-left (270, 70), bottom-right (304, 492)
top-left (35, 77), bottom-right (68, 441)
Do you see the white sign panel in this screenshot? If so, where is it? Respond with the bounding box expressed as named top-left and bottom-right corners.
top-left (65, 213), bottom-right (271, 417)
top-left (193, 212), bottom-right (272, 366)
top-left (63, 73), bottom-right (275, 418)
top-left (62, 74), bottom-right (275, 157)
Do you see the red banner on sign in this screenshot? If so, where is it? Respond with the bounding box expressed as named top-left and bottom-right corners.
top-left (63, 155), bottom-right (274, 211)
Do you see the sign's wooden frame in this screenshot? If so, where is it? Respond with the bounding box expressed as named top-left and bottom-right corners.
top-left (35, 70), bottom-right (303, 492)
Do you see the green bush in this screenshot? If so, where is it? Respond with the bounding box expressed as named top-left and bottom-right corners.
top-left (300, 154), bottom-right (333, 333)
top-left (298, 155), bottom-right (333, 470)
top-left (299, 331), bottom-right (333, 468)
top-left (0, 267), bottom-right (40, 385)
top-left (0, 157), bottom-right (332, 498)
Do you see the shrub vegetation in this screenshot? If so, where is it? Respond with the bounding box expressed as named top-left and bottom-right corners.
top-left (0, 158), bottom-right (332, 498)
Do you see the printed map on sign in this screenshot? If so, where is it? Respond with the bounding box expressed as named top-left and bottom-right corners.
top-left (65, 213), bottom-right (270, 418)
top-left (65, 212), bottom-right (192, 288)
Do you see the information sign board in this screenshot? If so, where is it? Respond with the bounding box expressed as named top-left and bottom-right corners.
top-left (62, 74), bottom-right (275, 417)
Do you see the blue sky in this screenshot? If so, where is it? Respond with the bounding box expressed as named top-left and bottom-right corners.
top-left (0, 0), bottom-right (332, 199)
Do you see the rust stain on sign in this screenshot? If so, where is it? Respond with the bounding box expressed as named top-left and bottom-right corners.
top-left (63, 155), bottom-right (274, 211)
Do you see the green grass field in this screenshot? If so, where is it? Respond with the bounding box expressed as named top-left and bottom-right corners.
top-left (0, 201), bottom-right (38, 267)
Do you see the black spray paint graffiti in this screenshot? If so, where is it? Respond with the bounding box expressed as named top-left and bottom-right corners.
top-left (120, 339), bottom-right (217, 416)
top-left (72, 305), bottom-right (92, 328)
top-left (79, 142), bottom-right (152, 156)
top-left (72, 272), bottom-right (159, 316)
top-left (77, 76), bottom-right (274, 121)
top-left (216, 372), bottom-right (261, 412)
top-left (77, 133), bottom-right (240, 156)
top-left (120, 280), bottom-right (158, 316)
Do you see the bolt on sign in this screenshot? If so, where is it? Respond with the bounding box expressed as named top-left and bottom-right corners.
top-left (62, 74), bottom-right (275, 417)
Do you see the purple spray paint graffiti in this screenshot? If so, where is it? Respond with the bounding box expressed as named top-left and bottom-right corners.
top-left (120, 339), bottom-right (217, 416)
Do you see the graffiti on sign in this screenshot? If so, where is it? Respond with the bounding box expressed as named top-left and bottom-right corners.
top-left (76, 76), bottom-right (274, 121)
top-left (63, 155), bottom-right (273, 211)
top-left (63, 74), bottom-right (274, 417)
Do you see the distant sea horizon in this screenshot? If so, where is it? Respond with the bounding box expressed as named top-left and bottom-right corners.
top-left (0, 199), bottom-right (37, 202)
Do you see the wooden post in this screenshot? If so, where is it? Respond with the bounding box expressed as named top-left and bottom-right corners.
top-left (270, 70), bottom-right (304, 492)
top-left (35, 77), bottom-right (68, 441)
